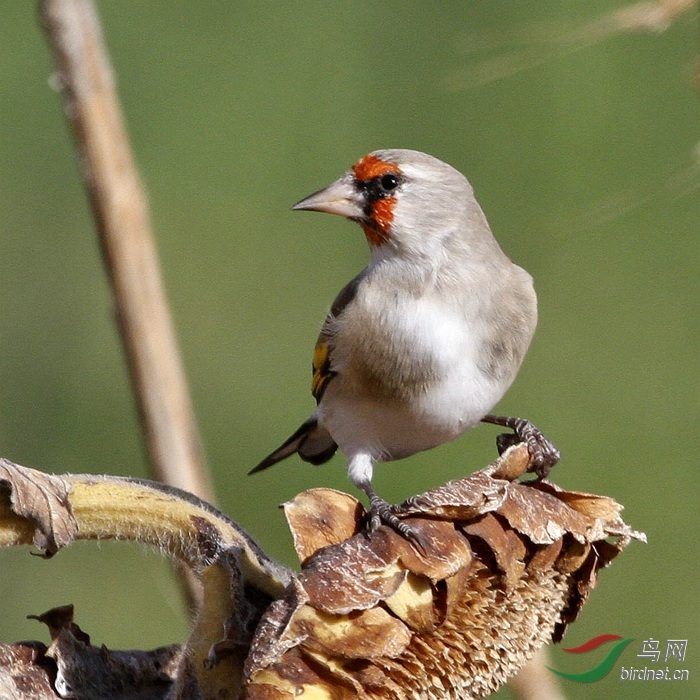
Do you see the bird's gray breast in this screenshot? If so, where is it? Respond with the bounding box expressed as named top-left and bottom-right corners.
top-left (330, 283), bottom-right (467, 403)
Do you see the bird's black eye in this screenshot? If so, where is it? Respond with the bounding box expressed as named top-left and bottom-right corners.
top-left (358, 171), bottom-right (402, 209)
top-left (379, 173), bottom-right (400, 192)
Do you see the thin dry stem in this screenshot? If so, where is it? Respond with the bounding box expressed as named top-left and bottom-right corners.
top-left (39, 0), bottom-right (213, 504)
top-left (508, 649), bottom-right (567, 700)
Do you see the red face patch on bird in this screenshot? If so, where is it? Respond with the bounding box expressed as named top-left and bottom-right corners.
top-left (352, 153), bottom-right (399, 182)
top-left (352, 154), bottom-right (403, 247)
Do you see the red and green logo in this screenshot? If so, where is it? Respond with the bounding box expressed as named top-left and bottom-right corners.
top-left (548, 634), bottom-right (635, 683)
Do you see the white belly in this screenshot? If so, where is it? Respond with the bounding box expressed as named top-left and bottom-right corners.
top-left (318, 295), bottom-right (509, 461)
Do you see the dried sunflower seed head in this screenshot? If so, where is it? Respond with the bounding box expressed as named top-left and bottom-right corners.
top-left (244, 445), bottom-right (644, 699)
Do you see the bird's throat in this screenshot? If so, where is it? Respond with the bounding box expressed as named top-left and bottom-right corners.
top-left (361, 197), bottom-right (395, 246)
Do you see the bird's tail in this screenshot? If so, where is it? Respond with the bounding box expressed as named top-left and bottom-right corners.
top-left (249, 417), bottom-right (338, 474)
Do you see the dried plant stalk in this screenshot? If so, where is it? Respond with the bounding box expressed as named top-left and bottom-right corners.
top-left (39, 0), bottom-right (212, 503)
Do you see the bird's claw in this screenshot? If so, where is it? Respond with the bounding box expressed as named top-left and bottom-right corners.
top-left (514, 426), bottom-right (560, 479)
top-left (485, 414), bottom-right (560, 479)
top-left (524, 430), bottom-right (560, 479)
top-left (365, 491), bottom-right (426, 550)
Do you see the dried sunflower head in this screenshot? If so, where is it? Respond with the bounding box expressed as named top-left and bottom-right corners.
top-left (243, 445), bottom-right (644, 699)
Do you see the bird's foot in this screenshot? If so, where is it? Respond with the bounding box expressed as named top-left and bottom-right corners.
top-left (361, 484), bottom-right (425, 549)
top-left (482, 413), bottom-right (560, 478)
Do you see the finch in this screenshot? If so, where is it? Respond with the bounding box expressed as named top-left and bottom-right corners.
top-left (251, 149), bottom-right (559, 537)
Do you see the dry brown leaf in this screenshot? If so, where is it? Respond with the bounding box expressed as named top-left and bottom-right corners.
top-left (298, 530), bottom-right (406, 615)
top-left (461, 513), bottom-right (527, 589)
top-left (0, 459), bottom-right (77, 556)
top-left (532, 480), bottom-right (624, 520)
top-left (289, 605), bottom-right (411, 659)
top-left (527, 538), bottom-right (564, 573)
top-left (283, 488), bottom-right (364, 562)
top-left (3, 605), bottom-right (181, 700)
top-left (394, 470), bottom-right (508, 520)
top-left (0, 641), bottom-right (56, 700)
top-left (487, 443), bottom-right (532, 480)
top-left (497, 481), bottom-right (599, 545)
top-left (242, 578), bottom-right (310, 683)
top-left (392, 518), bottom-right (473, 583)
top-left (384, 572), bottom-right (437, 632)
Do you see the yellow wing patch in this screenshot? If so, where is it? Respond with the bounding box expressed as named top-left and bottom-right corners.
top-left (310, 272), bottom-right (362, 404)
top-left (311, 340), bottom-right (334, 403)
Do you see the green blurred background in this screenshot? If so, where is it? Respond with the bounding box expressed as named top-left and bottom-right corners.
top-left (1, 2), bottom-right (698, 698)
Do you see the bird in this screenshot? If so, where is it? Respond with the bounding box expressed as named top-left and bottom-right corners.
top-left (250, 149), bottom-right (559, 538)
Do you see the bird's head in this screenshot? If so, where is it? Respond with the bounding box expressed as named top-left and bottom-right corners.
top-left (293, 149), bottom-right (495, 262)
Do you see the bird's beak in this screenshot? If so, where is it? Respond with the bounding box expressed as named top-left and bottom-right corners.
top-left (292, 174), bottom-right (364, 219)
